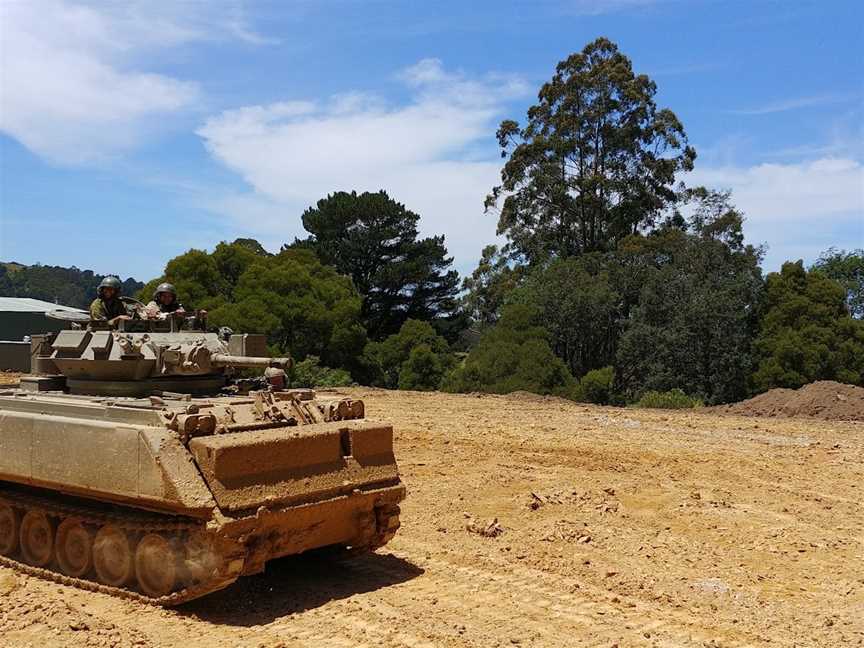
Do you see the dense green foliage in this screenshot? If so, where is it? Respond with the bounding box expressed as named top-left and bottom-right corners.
top-left (441, 304), bottom-right (576, 397)
top-left (633, 389), bottom-right (703, 409)
top-left (461, 245), bottom-right (526, 328)
top-left (512, 254), bottom-right (620, 378)
top-left (614, 193), bottom-right (764, 404)
top-left (294, 191), bottom-right (462, 340)
top-left (471, 190), bottom-right (761, 405)
top-left (363, 319), bottom-right (454, 390)
top-left (811, 247), bottom-right (863, 319)
top-left (290, 356), bottom-right (354, 388)
top-left (143, 240), bottom-right (369, 373)
top-left (9, 38), bottom-right (858, 408)
top-left (487, 37), bottom-right (696, 265)
top-left (398, 345), bottom-right (452, 391)
top-left (751, 261), bottom-right (864, 390)
top-left (573, 366), bottom-right (615, 405)
top-left (0, 262), bottom-right (142, 309)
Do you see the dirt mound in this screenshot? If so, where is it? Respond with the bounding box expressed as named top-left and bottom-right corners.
top-left (719, 381), bottom-right (864, 421)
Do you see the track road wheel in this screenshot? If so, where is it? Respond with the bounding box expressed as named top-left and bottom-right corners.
top-left (93, 525), bottom-right (133, 587)
top-left (184, 533), bottom-right (218, 585)
top-left (0, 503), bottom-right (20, 556)
top-left (135, 534), bottom-right (178, 597)
top-left (56, 518), bottom-right (94, 577)
top-left (19, 511), bottom-right (55, 566)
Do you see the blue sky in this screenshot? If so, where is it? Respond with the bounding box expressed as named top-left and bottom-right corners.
top-left (1, 0), bottom-right (862, 283)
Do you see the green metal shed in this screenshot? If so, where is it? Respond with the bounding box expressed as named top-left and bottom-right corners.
top-left (0, 297), bottom-right (84, 341)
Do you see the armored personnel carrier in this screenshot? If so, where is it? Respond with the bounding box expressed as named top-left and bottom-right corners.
top-left (0, 312), bottom-right (404, 604)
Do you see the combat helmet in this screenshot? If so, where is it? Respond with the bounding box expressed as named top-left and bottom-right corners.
top-left (97, 275), bottom-right (122, 297)
top-left (153, 282), bottom-right (177, 301)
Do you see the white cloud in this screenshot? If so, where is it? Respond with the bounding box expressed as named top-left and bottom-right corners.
top-left (198, 63), bottom-right (863, 275)
top-left (691, 158), bottom-right (864, 268)
top-left (728, 94), bottom-right (853, 116)
top-left (690, 158), bottom-right (863, 221)
top-left (0, 0), bottom-right (270, 164)
top-left (197, 60), bottom-right (529, 272)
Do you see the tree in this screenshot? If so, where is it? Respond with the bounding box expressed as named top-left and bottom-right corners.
top-left (461, 244), bottom-right (526, 328)
top-left (0, 262), bottom-right (143, 310)
top-left (811, 247), bottom-right (864, 319)
top-left (613, 192), bottom-right (764, 404)
top-left (398, 345), bottom-right (450, 391)
top-left (487, 37), bottom-right (696, 265)
top-left (751, 261), bottom-right (864, 390)
top-left (142, 240), bottom-right (369, 374)
top-left (139, 249), bottom-right (227, 309)
top-left (294, 191), bottom-right (462, 339)
top-left (441, 304), bottom-right (577, 397)
top-left (512, 253), bottom-right (621, 378)
top-left (362, 319), bottom-right (453, 389)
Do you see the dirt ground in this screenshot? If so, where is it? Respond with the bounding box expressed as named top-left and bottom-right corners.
top-left (1, 387), bottom-right (862, 647)
top-left (716, 381), bottom-right (864, 422)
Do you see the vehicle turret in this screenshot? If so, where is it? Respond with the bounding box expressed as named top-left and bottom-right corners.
top-left (25, 314), bottom-right (292, 397)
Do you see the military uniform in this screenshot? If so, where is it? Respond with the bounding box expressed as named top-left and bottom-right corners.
top-left (154, 300), bottom-right (185, 314)
top-left (90, 297), bottom-right (127, 321)
top-left (90, 276), bottom-right (127, 323)
top-left (148, 282), bottom-right (185, 315)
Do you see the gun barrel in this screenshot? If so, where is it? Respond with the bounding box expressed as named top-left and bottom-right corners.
top-left (211, 354), bottom-right (292, 370)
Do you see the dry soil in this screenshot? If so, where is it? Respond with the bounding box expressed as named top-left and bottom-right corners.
top-left (716, 381), bottom-right (864, 422)
top-left (1, 386), bottom-right (862, 647)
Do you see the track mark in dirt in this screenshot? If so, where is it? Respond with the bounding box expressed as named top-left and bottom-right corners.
top-left (385, 542), bottom-right (761, 648)
top-left (3, 387), bottom-right (861, 647)
top-left (268, 604), bottom-right (439, 648)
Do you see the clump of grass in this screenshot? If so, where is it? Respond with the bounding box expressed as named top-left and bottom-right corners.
top-left (633, 388), bottom-right (703, 409)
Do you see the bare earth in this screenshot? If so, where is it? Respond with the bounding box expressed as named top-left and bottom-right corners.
top-left (0, 372), bottom-right (20, 385)
top-left (1, 387), bottom-right (862, 647)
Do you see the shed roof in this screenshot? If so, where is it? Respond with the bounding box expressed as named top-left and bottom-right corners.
top-left (0, 297), bottom-right (86, 313)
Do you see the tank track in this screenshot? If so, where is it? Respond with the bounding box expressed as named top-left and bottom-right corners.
top-left (370, 503), bottom-right (402, 550)
top-left (0, 487), bottom-right (241, 606)
top-left (329, 503), bottom-right (401, 560)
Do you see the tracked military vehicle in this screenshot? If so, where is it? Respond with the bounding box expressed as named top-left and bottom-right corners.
top-left (0, 310), bottom-right (404, 604)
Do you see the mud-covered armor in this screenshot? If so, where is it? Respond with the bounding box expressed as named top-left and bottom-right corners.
top-left (0, 318), bottom-right (405, 605)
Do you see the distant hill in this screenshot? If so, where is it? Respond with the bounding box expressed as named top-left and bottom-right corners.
top-left (0, 262), bottom-right (144, 310)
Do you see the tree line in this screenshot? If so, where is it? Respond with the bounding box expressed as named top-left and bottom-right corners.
top-left (5, 38), bottom-right (860, 405)
top-left (0, 262), bottom-right (143, 310)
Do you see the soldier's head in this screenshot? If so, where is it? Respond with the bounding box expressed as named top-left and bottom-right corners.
top-left (154, 282), bottom-right (177, 306)
top-left (98, 276), bottom-right (122, 300)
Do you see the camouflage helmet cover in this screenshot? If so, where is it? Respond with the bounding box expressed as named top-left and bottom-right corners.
top-left (154, 282), bottom-right (177, 300)
top-left (97, 276), bottom-right (122, 296)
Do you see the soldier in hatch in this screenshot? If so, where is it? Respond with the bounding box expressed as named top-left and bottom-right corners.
top-left (146, 283), bottom-right (187, 317)
top-left (89, 276), bottom-right (131, 325)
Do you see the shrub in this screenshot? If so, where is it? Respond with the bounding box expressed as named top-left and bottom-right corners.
top-left (574, 366), bottom-right (614, 404)
top-left (441, 304), bottom-right (577, 397)
top-left (397, 344), bottom-right (449, 391)
top-left (633, 389), bottom-right (703, 409)
top-left (363, 319), bottom-right (453, 389)
top-left (290, 356), bottom-right (353, 388)
top-left (751, 261), bottom-right (864, 391)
